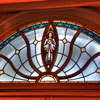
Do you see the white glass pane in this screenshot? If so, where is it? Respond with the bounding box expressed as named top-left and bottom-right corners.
top-left (51, 66), bottom-right (59, 72)
top-left (19, 66), bottom-right (31, 76)
top-left (0, 44), bottom-right (15, 58)
top-left (54, 54), bottom-right (62, 66)
top-left (85, 73), bottom-right (100, 81)
top-left (83, 61), bottom-right (97, 76)
top-left (10, 36), bottom-right (26, 50)
top-left (20, 47), bottom-right (27, 63)
top-left (36, 28), bottom-right (45, 41)
top-left (57, 71), bottom-right (66, 76)
top-left (86, 40), bottom-right (100, 56)
top-left (58, 56), bottom-right (67, 68)
top-left (24, 61), bottom-right (34, 73)
top-left (66, 65), bottom-right (80, 75)
top-left (69, 78), bottom-right (84, 81)
top-left (39, 67), bottom-right (46, 72)
top-left (64, 42), bottom-right (70, 56)
top-left (66, 29), bottom-right (77, 42)
top-left (77, 52), bottom-right (90, 68)
top-left (28, 79), bottom-right (35, 82)
top-left (0, 74), bottom-right (13, 82)
top-left (4, 63), bottom-right (15, 77)
top-left (37, 55), bottom-right (43, 66)
top-left (75, 33), bottom-right (92, 47)
top-left (13, 79), bottom-right (26, 82)
top-left (56, 27), bottom-right (66, 39)
top-left (64, 60), bottom-right (75, 72)
top-left (11, 55), bottom-right (21, 69)
top-left (41, 76), bottom-right (55, 82)
top-left (25, 30), bottom-right (35, 44)
top-left (60, 79), bottom-right (68, 82)
top-left (36, 42), bottom-right (41, 54)
top-left (30, 44), bottom-right (35, 57)
top-left (0, 58), bottom-right (7, 70)
top-left (58, 41), bottom-right (64, 53)
top-left (71, 45), bottom-right (81, 62)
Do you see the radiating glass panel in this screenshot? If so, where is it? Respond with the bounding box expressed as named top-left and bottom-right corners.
top-left (63, 60), bottom-right (75, 72)
top-left (36, 42), bottom-right (41, 54)
top-left (19, 66), bottom-right (31, 76)
top-left (51, 66), bottom-right (59, 72)
top-left (4, 63), bottom-right (15, 77)
top-left (83, 61), bottom-right (97, 76)
top-left (39, 67), bottom-right (46, 72)
top-left (20, 47), bottom-right (27, 63)
top-left (58, 41), bottom-right (64, 53)
top-left (56, 27), bottom-right (66, 39)
top-left (57, 71), bottom-right (66, 76)
top-left (86, 40), bottom-right (100, 56)
top-left (24, 61), bottom-right (34, 73)
top-left (69, 78), bottom-right (84, 81)
top-left (31, 71), bottom-right (39, 77)
top-left (64, 42), bottom-right (70, 56)
top-left (58, 56), bottom-right (67, 68)
top-left (71, 45), bottom-right (81, 62)
top-left (60, 79), bottom-right (68, 82)
top-left (30, 44), bottom-right (35, 57)
top-left (11, 55), bottom-right (21, 69)
top-left (77, 52), bottom-right (90, 68)
top-left (13, 79), bottom-right (26, 82)
top-left (36, 28), bottom-right (45, 41)
top-left (15, 74), bottom-right (28, 80)
top-left (32, 57), bottom-right (40, 68)
top-left (0, 58), bottom-right (7, 70)
top-left (54, 54), bottom-right (62, 66)
top-left (66, 29), bottom-right (77, 42)
top-left (10, 36), bottom-right (26, 50)
top-left (37, 55), bottom-right (43, 66)
top-left (0, 44), bottom-right (15, 58)
top-left (0, 74), bottom-right (13, 82)
top-left (85, 73), bottom-right (100, 81)
top-left (25, 30), bottom-right (35, 44)
top-left (66, 65), bottom-right (80, 75)
top-left (74, 33), bottom-right (93, 47)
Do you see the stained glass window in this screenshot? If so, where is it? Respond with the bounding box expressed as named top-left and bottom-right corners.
top-left (0, 20), bottom-right (100, 83)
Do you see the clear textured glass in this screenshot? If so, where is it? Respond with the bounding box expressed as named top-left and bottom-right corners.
top-left (58, 41), bottom-right (64, 53)
top-left (10, 36), bottom-right (26, 50)
top-left (0, 74), bottom-right (13, 82)
top-left (56, 27), bottom-right (66, 39)
top-left (11, 55), bottom-right (21, 69)
top-left (19, 66), bottom-right (31, 76)
top-left (63, 59), bottom-right (75, 72)
top-left (15, 74), bottom-right (28, 80)
top-left (74, 33), bottom-right (93, 47)
top-left (36, 42), bottom-right (41, 54)
top-left (39, 67), bottom-right (46, 72)
top-left (94, 56), bottom-right (100, 68)
top-left (64, 43), bottom-right (70, 56)
top-left (20, 47), bottom-right (27, 63)
top-left (58, 56), bottom-right (67, 68)
top-left (31, 71), bottom-right (39, 77)
top-left (69, 78), bottom-right (84, 81)
top-left (54, 54), bottom-right (62, 66)
top-left (71, 45), bottom-right (81, 62)
top-left (86, 40), bottom-right (100, 56)
top-left (0, 58), bottom-right (7, 70)
top-left (51, 66), bottom-right (59, 72)
top-left (85, 73), bottom-right (100, 81)
top-left (24, 61), bottom-right (34, 73)
top-left (4, 63), bottom-right (15, 77)
top-left (83, 61), bottom-right (97, 76)
top-left (25, 30), bottom-right (35, 44)
top-left (30, 44), bottom-right (35, 57)
top-left (36, 55), bottom-right (43, 66)
top-left (0, 44), bottom-right (15, 58)
top-left (66, 65), bottom-right (80, 75)
top-left (57, 71), bottom-right (66, 76)
top-left (36, 28), bottom-right (45, 41)
top-left (32, 57), bottom-right (40, 68)
top-left (66, 29), bottom-right (77, 42)
top-left (77, 52), bottom-right (90, 68)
